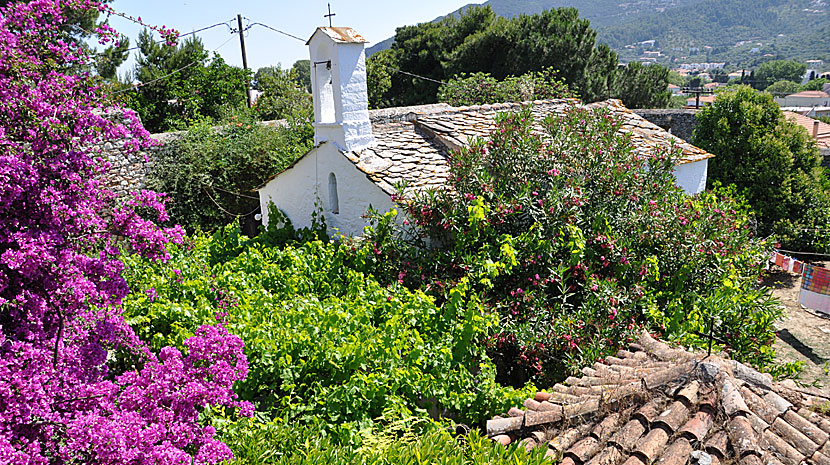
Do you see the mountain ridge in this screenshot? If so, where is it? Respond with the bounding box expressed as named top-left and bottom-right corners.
top-left (367, 0), bottom-right (830, 67)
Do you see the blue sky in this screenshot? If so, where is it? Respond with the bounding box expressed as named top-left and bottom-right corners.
top-left (104, 0), bottom-right (483, 79)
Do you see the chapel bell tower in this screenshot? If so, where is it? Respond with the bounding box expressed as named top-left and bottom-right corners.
top-left (307, 27), bottom-right (374, 152)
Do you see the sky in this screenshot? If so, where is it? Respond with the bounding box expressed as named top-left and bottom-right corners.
top-left (104, 0), bottom-right (484, 78)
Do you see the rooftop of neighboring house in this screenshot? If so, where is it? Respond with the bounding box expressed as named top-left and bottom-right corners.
top-left (783, 111), bottom-right (830, 149)
top-left (685, 95), bottom-right (717, 108)
top-left (335, 99), bottom-right (715, 196)
top-left (486, 331), bottom-right (830, 465)
top-left (785, 91), bottom-right (830, 99)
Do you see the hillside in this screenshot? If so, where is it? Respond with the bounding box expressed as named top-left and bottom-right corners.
top-left (603, 0), bottom-right (830, 65)
top-left (367, 0), bottom-right (830, 68)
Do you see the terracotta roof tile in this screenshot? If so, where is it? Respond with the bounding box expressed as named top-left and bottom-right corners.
top-left (486, 331), bottom-right (830, 465)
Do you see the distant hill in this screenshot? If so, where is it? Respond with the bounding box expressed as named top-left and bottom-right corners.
top-left (367, 0), bottom-right (830, 67)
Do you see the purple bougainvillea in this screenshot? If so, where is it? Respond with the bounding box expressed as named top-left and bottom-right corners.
top-left (0, 1), bottom-right (251, 463)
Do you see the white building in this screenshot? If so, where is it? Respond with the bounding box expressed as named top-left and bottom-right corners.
top-left (257, 27), bottom-right (715, 237)
top-left (775, 91), bottom-right (830, 108)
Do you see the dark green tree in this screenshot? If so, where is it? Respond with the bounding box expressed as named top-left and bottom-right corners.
top-left (764, 80), bottom-right (801, 95)
top-left (375, 5), bottom-right (670, 109)
top-left (611, 62), bottom-right (671, 108)
top-left (124, 29), bottom-right (249, 133)
top-left (693, 86), bottom-right (830, 252)
top-left (753, 60), bottom-right (807, 89)
top-left (366, 49), bottom-right (396, 109)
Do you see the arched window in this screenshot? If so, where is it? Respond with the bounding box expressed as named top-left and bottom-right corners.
top-left (328, 172), bottom-right (339, 214)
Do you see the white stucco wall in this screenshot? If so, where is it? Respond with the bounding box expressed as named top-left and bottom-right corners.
top-left (672, 159), bottom-right (708, 195)
top-left (308, 32), bottom-right (374, 152)
top-left (258, 142), bottom-right (396, 237)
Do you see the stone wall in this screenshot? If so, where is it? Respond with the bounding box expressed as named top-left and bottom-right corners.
top-left (633, 109), bottom-right (699, 143)
top-left (96, 131), bottom-right (182, 198)
top-left (821, 148), bottom-right (830, 168)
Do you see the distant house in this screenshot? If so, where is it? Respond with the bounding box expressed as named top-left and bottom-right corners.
top-left (779, 106), bottom-right (830, 119)
top-left (703, 82), bottom-right (725, 89)
top-left (775, 90), bottom-right (830, 107)
top-left (783, 111), bottom-right (830, 150)
top-left (685, 94), bottom-right (716, 108)
top-left (668, 83), bottom-right (682, 95)
top-left (256, 27), bottom-right (715, 237)
top-left (806, 59), bottom-right (824, 68)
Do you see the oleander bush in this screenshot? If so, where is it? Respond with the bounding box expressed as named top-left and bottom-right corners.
top-left (358, 106), bottom-right (780, 386)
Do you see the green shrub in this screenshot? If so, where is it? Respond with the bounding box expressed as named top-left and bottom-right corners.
top-left (360, 106), bottom-right (779, 386)
top-left (145, 113), bottom-right (313, 233)
top-left (437, 68), bottom-right (574, 106)
top-left (693, 86), bottom-right (830, 252)
top-left (218, 415), bottom-right (551, 465)
top-left (121, 224), bottom-right (533, 435)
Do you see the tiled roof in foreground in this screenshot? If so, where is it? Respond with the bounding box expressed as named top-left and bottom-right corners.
top-left (351, 99), bottom-right (714, 196)
top-left (487, 332), bottom-right (830, 465)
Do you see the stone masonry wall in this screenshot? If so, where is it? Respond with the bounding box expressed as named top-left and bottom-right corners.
top-left (633, 109), bottom-right (699, 143)
top-left (96, 131), bottom-right (182, 198)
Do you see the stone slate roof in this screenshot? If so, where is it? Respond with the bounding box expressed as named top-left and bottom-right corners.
top-left (349, 99), bottom-right (714, 196)
top-left (486, 332), bottom-right (830, 465)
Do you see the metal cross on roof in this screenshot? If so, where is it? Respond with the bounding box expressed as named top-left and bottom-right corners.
top-left (324, 3), bottom-right (335, 27)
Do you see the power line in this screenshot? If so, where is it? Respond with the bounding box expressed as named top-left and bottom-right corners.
top-left (385, 67), bottom-right (449, 85)
top-left (247, 21), bottom-right (306, 43)
top-left (112, 61), bottom-right (198, 94)
top-left (110, 20), bottom-right (242, 95)
top-left (243, 19), bottom-right (449, 86)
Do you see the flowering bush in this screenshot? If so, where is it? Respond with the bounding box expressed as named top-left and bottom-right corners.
top-left (0, 1), bottom-right (250, 463)
top-left (363, 106), bottom-right (778, 385)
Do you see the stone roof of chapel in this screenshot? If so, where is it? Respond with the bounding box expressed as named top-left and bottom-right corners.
top-left (485, 331), bottom-right (830, 465)
top-left (349, 99), bottom-right (715, 196)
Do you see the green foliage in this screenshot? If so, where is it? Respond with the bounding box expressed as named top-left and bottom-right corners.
top-left (121, 224), bottom-right (533, 436)
top-left (366, 49), bottom-right (396, 109)
top-left (95, 34), bottom-right (130, 80)
top-left (693, 86), bottom-right (830, 252)
top-left (144, 113), bottom-right (313, 233)
top-left (367, 107), bottom-right (779, 386)
top-left (611, 62), bottom-right (671, 109)
top-left (290, 59), bottom-right (311, 93)
top-left (754, 60), bottom-right (808, 90)
top-left (378, 5), bottom-right (669, 108)
top-left (123, 31), bottom-right (249, 133)
top-left (437, 68), bottom-right (574, 106)
top-left (219, 416), bottom-right (551, 465)
top-left (765, 80), bottom-right (802, 95)
top-left (600, 0), bottom-right (830, 67)
top-left (252, 66), bottom-right (312, 121)
top-left (802, 78), bottom-right (830, 92)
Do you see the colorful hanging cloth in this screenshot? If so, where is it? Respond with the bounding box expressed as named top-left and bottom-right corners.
top-left (798, 264), bottom-right (830, 315)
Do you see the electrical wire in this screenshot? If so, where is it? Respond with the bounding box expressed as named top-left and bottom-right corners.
top-left (111, 22), bottom-right (242, 95)
top-left (112, 61), bottom-right (198, 94)
top-left (119, 19), bottom-right (236, 54)
top-left (247, 21), bottom-right (306, 43)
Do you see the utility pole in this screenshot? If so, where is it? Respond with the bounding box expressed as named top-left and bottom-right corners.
top-left (237, 14), bottom-right (252, 108)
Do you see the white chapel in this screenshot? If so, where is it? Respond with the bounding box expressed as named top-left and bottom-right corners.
top-left (256, 27), bottom-right (714, 237)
